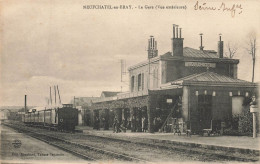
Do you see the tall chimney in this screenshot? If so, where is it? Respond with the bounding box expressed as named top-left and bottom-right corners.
top-left (173, 24), bottom-right (175, 38)
top-left (172, 24), bottom-right (184, 56)
top-left (148, 36), bottom-right (158, 59)
top-left (176, 25), bottom-right (179, 38)
top-left (199, 33), bottom-right (204, 51)
top-left (24, 95), bottom-right (27, 113)
top-left (218, 33), bottom-right (224, 58)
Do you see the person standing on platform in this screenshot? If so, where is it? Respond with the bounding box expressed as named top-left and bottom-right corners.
top-left (142, 117), bottom-right (147, 132)
top-left (113, 117), bottom-right (118, 133)
top-left (131, 116), bottom-right (136, 132)
top-left (96, 117), bottom-right (100, 130)
top-left (121, 118), bottom-right (126, 132)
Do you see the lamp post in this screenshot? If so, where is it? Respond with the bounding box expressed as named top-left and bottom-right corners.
top-left (250, 96), bottom-right (258, 138)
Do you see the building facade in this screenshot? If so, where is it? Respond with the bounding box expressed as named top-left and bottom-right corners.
top-left (91, 25), bottom-right (258, 134)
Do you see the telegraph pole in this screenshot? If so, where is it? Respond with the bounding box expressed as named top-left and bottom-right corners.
top-left (24, 95), bottom-right (27, 113)
top-left (74, 96), bottom-right (76, 108)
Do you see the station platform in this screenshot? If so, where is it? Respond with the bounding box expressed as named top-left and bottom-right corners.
top-left (76, 126), bottom-right (260, 155)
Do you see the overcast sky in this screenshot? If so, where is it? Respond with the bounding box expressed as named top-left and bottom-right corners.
top-left (1, 0), bottom-right (259, 106)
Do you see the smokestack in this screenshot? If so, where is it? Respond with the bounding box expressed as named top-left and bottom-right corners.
top-left (147, 36), bottom-right (158, 59)
top-left (50, 86), bottom-right (52, 106)
top-left (218, 33), bottom-right (224, 58)
top-left (173, 24), bottom-right (175, 38)
top-left (24, 95), bottom-right (27, 113)
top-left (176, 25), bottom-right (179, 38)
top-left (199, 33), bottom-right (204, 51)
top-left (172, 24), bottom-right (184, 56)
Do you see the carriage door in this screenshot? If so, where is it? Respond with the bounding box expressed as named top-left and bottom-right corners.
top-left (198, 95), bottom-right (212, 130)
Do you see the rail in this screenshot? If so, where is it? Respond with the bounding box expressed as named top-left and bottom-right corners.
top-left (3, 123), bottom-right (150, 163)
top-left (3, 121), bottom-right (258, 162)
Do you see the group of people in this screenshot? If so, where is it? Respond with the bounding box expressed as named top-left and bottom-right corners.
top-left (130, 116), bottom-right (148, 132)
top-left (112, 116), bottom-right (148, 133)
top-left (113, 117), bottom-right (130, 133)
top-left (94, 115), bottom-right (163, 133)
top-left (153, 116), bottom-right (162, 132)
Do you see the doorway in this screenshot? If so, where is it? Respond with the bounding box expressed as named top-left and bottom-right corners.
top-left (198, 95), bottom-right (212, 130)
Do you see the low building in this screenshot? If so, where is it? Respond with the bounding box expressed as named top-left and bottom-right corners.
top-left (91, 25), bottom-right (258, 134)
top-left (71, 97), bottom-right (99, 125)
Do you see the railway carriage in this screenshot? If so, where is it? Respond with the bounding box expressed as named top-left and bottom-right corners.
top-left (23, 104), bottom-right (78, 131)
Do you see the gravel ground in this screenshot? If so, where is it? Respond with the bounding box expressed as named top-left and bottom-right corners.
top-left (0, 125), bottom-right (84, 162)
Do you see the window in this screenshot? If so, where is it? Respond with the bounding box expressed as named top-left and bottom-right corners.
top-left (142, 73), bottom-right (144, 90)
top-left (138, 74), bottom-right (142, 91)
top-left (131, 76), bottom-right (135, 92)
top-left (232, 96), bottom-right (244, 115)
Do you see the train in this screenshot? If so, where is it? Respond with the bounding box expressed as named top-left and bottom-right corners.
top-left (23, 104), bottom-right (78, 131)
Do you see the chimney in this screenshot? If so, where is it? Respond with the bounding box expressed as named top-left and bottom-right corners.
top-left (147, 36), bottom-right (158, 59)
top-left (24, 95), bottom-right (27, 113)
top-left (172, 24), bottom-right (184, 56)
top-left (218, 34), bottom-right (224, 58)
top-left (199, 33), bottom-right (204, 50)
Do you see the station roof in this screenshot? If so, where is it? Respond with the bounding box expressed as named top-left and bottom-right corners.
top-left (183, 47), bottom-right (218, 58)
top-left (160, 47), bottom-right (239, 63)
top-left (169, 71), bottom-right (257, 87)
top-left (129, 47), bottom-right (239, 70)
top-left (160, 47), bottom-right (218, 59)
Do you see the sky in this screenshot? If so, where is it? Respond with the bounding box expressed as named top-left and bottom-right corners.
top-left (1, 0), bottom-right (260, 106)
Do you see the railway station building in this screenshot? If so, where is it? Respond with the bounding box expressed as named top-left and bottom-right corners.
top-left (90, 25), bottom-right (258, 134)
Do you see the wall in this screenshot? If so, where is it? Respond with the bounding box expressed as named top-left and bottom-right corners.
top-left (215, 63), bottom-right (234, 77)
top-left (129, 61), bottom-right (159, 92)
top-left (160, 60), bottom-right (167, 84)
top-left (188, 86), bottom-right (256, 133)
top-left (166, 61), bottom-right (182, 82)
top-left (163, 60), bottom-right (238, 84)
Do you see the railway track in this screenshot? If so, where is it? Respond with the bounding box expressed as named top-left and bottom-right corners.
top-left (3, 123), bottom-right (149, 163)
top-left (72, 133), bottom-right (259, 162)
top-left (3, 121), bottom-right (259, 162)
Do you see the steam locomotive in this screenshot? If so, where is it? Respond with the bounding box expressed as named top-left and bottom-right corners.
top-left (23, 104), bottom-right (78, 131)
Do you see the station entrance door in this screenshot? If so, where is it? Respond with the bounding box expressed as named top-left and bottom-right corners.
top-left (198, 95), bottom-right (212, 130)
